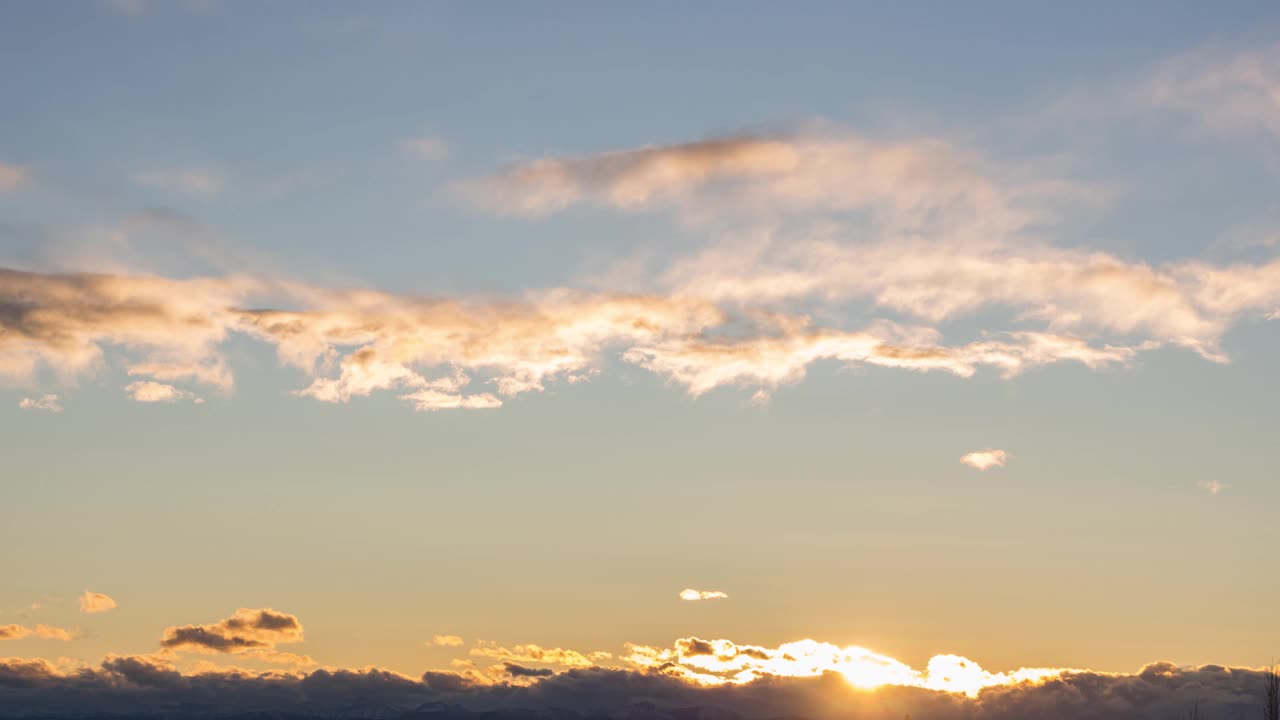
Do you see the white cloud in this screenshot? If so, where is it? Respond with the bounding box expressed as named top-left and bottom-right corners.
top-left (431, 635), bottom-right (464, 647)
top-left (18, 394), bottom-right (62, 413)
top-left (124, 381), bottom-right (200, 404)
top-left (960, 449), bottom-right (1008, 471)
top-left (679, 589), bottom-right (728, 601)
top-left (133, 168), bottom-right (223, 197)
top-left (79, 591), bottom-right (117, 614)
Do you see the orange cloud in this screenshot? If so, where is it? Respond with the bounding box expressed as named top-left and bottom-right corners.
top-left (161, 608), bottom-right (303, 656)
top-left (79, 591), bottom-right (118, 614)
top-left (626, 637), bottom-right (1065, 696)
top-left (0, 624), bottom-right (76, 641)
top-left (470, 641), bottom-right (608, 669)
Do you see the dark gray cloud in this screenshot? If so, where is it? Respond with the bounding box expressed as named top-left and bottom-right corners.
top-left (0, 657), bottom-right (1274, 720)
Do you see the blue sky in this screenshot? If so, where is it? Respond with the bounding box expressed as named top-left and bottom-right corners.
top-left (2, 2), bottom-right (1280, 715)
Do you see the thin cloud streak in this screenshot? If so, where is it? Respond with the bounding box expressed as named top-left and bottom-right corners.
top-left (0, 624), bottom-right (76, 641)
top-left (679, 589), bottom-right (728, 601)
top-left (133, 168), bottom-right (223, 197)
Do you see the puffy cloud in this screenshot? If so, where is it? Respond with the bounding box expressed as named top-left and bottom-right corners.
top-left (960, 449), bottom-right (1008, 471)
top-left (0, 267), bottom-right (253, 388)
top-left (79, 591), bottom-right (118, 614)
top-left (0, 624), bottom-right (75, 641)
top-left (133, 168), bottom-right (223, 197)
top-left (679, 589), bottom-right (728, 601)
top-left (431, 635), bottom-right (465, 647)
top-left (0, 162), bottom-right (31, 192)
top-left (124, 380), bottom-right (200, 403)
top-left (160, 608), bottom-right (303, 656)
top-left (18, 393), bottom-right (61, 412)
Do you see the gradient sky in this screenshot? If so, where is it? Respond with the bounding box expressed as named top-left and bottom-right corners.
top-left (3, 0), bottom-right (1280, 700)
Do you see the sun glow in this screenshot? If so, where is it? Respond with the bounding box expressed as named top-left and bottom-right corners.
top-left (625, 638), bottom-right (1067, 697)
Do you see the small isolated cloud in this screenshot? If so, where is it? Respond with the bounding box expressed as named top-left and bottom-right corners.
top-left (432, 634), bottom-right (465, 647)
top-left (133, 168), bottom-right (223, 197)
top-left (19, 394), bottom-right (62, 413)
top-left (960, 449), bottom-right (1008, 471)
top-left (679, 588), bottom-right (728, 601)
top-left (0, 624), bottom-right (75, 641)
top-left (1198, 480), bottom-right (1228, 495)
top-left (0, 162), bottom-right (31, 192)
top-left (161, 608), bottom-right (305, 664)
top-left (79, 591), bottom-right (117, 614)
top-left (125, 381), bottom-right (200, 404)
top-left (403, 136), bottom-right (448, 161)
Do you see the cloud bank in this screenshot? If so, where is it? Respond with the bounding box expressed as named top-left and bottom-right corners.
top-left (0, 651), bottom-right (1273, 720)
top-left (6, 129), bottom-right (1280, 412)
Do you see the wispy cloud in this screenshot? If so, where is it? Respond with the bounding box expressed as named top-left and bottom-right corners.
top-left (1150, 42), bottom-right (1280, 143)
top-left (79, 591), bottom-right (117, 614)
top-left (133, 168), bottom-right (223, 197)
top-left (431, 635), bottom-right (465, 647)
top-left (0, 162), bottom-right (31, 192)
top-left (1197, 479), bottom-right (1228, 495)
top-left (0, 624), bottom-right (76, 641)
top-left (678, 589), bottom-right (728, 601)
top-left (960, 449), bottom-right (1008, 471)
top-left (18, 394), bottom-right (62, 413)
top-left (403, 136), bottom-right (448, 161)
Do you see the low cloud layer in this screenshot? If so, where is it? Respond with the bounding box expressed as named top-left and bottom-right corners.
top-left (0, 650), bottom-right (1273, 720)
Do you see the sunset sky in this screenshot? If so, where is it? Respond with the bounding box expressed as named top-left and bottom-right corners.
top-left (2, 2), bottom-right (1280, 718)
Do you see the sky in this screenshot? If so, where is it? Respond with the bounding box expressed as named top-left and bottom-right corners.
top-left (2, 2), bottom-right (1280, 718)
